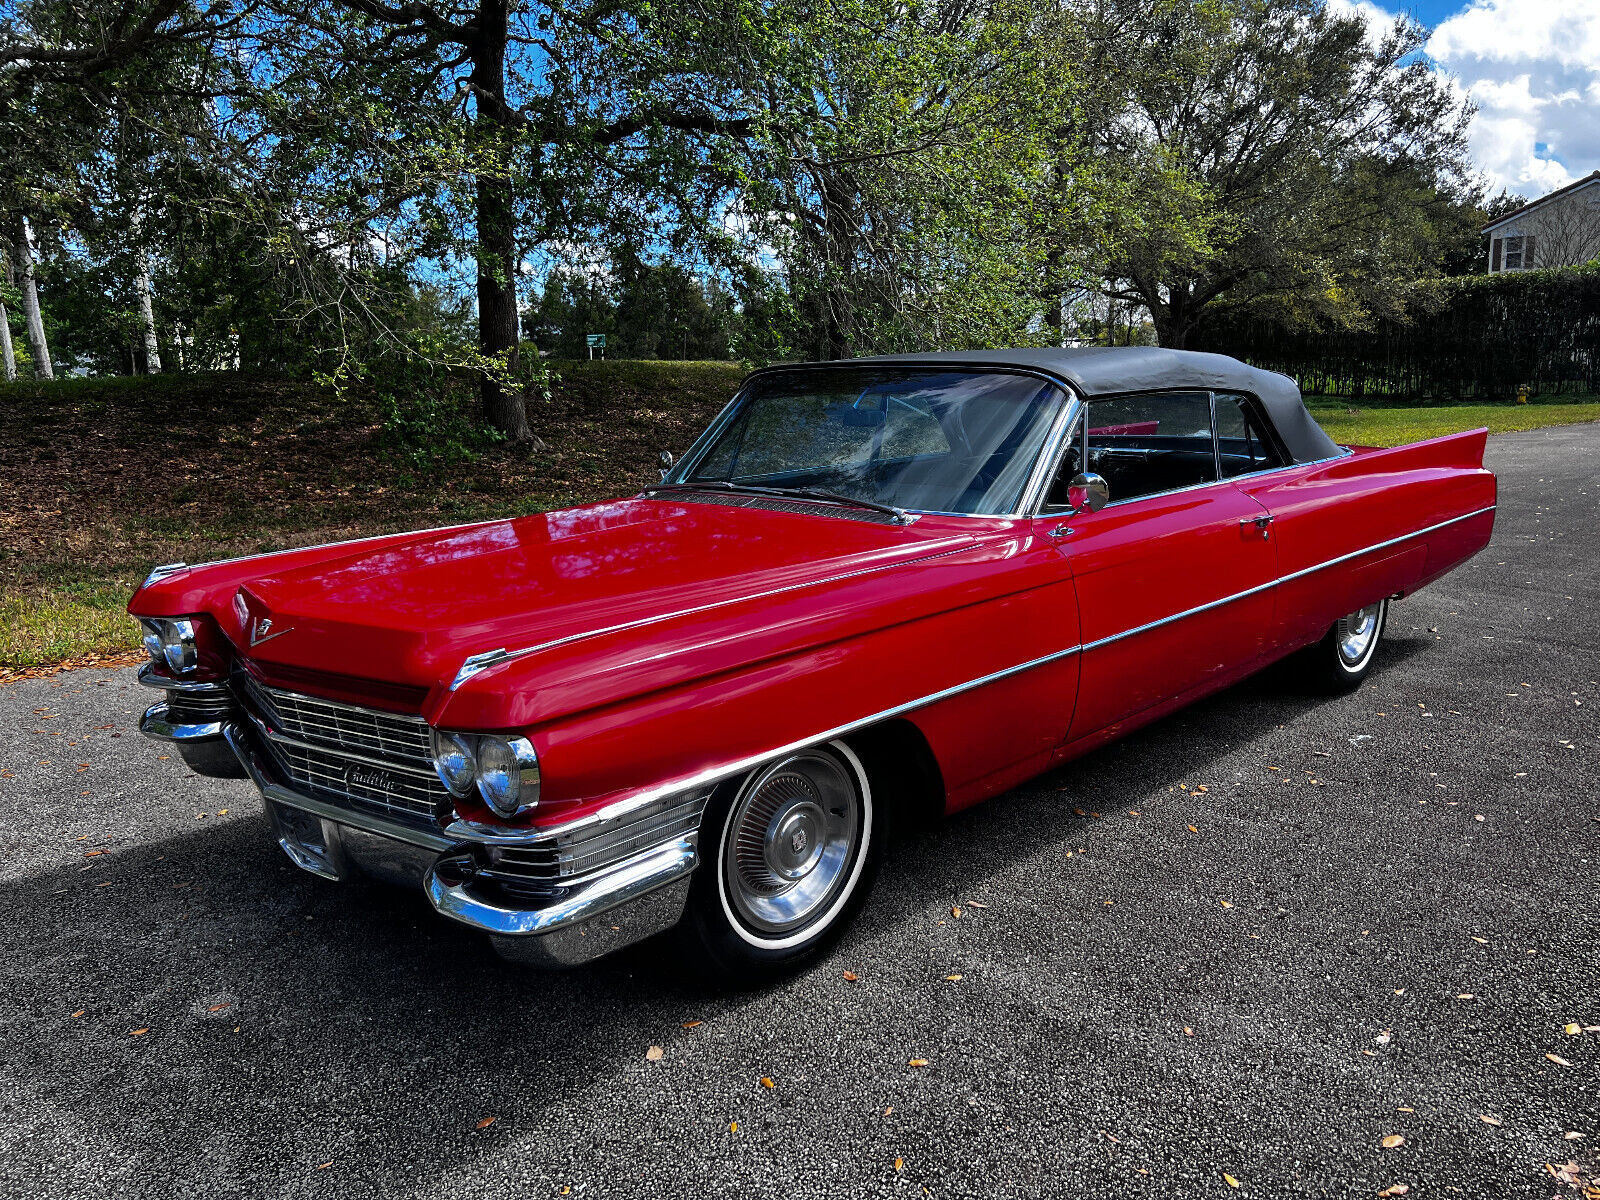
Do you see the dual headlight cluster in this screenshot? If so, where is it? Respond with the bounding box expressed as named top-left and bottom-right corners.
top-left (431, 730), bottom-right (540, 818)
top-left (139, 617), bottom-right (197, 674)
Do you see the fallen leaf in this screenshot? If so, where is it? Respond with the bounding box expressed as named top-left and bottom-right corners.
top-left (1223, 1173), bottom-right (1240, 1189)
top-left (682, 1020), bottom-right (702, 1029)
top-left (843, 970), bottom-right (859, 982)
top-left (70, 1010), bottom-right (84, 1018)
top-left (1073, 807), bottom-right (1086, 816)
top-left (1187, 825), bottom-right (1199, 833)
top-left (966, 901), bottom-right (988, 908)
top-left (129, 1028), bottom-right (149, 1036)
top-left (894, 1157), bottom-right (905, 1172)
top-left (1564, 1131), bottom-right (1584, 1141)
top-left (945, 974), bottom-right (963, 981)
top-left (951, 906), bottom-right (961, 918)
top-left (1396, 1107), bottom-right (1415, 1113)
top-left (1381, 1134), bottom-right (1405, 1149)
top-left (1183, 1026), bottom-right (1194, 1036)
top-left (1219, 899), bottom-right (1233, 909)
top-left (1456, 993), bottom-right (1474, 1000)
top-left (316, 1162), bottom-right (332, 1171)
top-left (207, 1003), bottom-right (230, 1013)
top-left (645, 1045), bottom-right (663, 1061)
top-left (1471, 936), bottom-right (1489, 944)
top-left (908, 1058), bottom-right (930, 1068)
top-left (1479, 1114), bottom-right (1502, 1127)
top-left (1546, 1053), bottom-right (1573, 1067)
top-left (476, 1116), bottom-right (496, 1130)
top-left (730, 1121), bottom-right (738, 1133)
top-left (217, 809), bottom-right (228, 816)
top-left (884, 1107), bottom-right (893, 1115)
top-left (1564, 1023), bottom-right (1581, 1035)
top-left (1128, 810), bottom-right (1140, 816)
top-left (1378, 1186), bottom-right (1410, 1197)
top-left (760, 1077), bottom-right (775, 1089)
top-left (1394, 988), bottom-right (1406, 996)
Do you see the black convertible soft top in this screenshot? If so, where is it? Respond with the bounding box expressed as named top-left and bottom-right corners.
top-left (843, 346), bottom-right (1343, 466)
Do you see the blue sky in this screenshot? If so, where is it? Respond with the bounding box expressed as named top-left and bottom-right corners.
top-left (1336, 0), bottom-right (1600, 198)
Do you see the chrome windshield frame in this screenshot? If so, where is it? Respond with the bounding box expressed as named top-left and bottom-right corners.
top-left (658, 363), bottom-right (1079, 521)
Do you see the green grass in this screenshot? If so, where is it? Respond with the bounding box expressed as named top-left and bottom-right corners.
top-left (1308, 398), bottom-right (1600, 447)
top-left (4, 368), bottom-right (1596, 673)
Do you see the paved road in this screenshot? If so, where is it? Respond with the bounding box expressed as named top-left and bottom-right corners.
top-left (2, 426), bottom-right (1596, 1200)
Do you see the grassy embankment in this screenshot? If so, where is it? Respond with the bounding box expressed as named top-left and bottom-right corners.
top-left (2, 365), bottom-right (1595, 673)
top-left (0, 361), bottom-right (742, 674)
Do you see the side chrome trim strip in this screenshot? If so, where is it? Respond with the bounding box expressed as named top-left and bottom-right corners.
top-left (479, 501), bottom-right (1498, 847)
top-left (1275, 505), bottom-right (1497, 584)
top-left (449, 640), bottom-right (1088, 846)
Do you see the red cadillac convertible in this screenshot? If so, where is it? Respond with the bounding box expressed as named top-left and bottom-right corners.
top-left (131, 348), bottom-right (1496, 978)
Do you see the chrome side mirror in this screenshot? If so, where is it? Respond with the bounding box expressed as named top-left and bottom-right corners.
top-left (1067, 472), bottom-right (1110, 514)
top-left (658, 450), bottom-right (674, 480)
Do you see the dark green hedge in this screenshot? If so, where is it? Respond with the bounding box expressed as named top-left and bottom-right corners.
top-left (1193, 265), bottom-right (1600, 401)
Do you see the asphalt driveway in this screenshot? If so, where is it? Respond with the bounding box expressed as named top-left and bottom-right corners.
top-left (1, 424), bottom-right (1595, 1199)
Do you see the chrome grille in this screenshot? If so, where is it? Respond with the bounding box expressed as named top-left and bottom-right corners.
top-left (240, 674), bottom-right (432, 767)
top-left (270, 739), bottom-right (446, 824)
top-left (485, 790), bottom-right (710, 896)
top-left (236, 673), bottom-right (448, 827)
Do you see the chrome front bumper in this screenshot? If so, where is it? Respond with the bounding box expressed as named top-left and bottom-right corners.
top-left (138, 683), bottom-right (699, 967)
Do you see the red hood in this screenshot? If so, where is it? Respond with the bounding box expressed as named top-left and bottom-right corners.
top-left (138, 497), bottom-right (982, 706)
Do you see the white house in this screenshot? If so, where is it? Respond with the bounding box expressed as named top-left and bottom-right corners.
top-left (1482, 171), bottom-right (1600, 273)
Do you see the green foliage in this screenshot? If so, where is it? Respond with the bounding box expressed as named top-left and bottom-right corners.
top-left (370, 359), bottom-right (505, 472)
top-left (1197, 264), bottom-right (1600, 401)
top-left (527, 259), bottom-right (736, 360)
top-left (1068, 0), bottom-right (1473, 347)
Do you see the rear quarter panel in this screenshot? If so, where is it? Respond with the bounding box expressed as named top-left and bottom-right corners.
top-left (1234, 428), bottom-right (1496, 650)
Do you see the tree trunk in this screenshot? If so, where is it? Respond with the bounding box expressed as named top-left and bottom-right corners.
top-left (0, 297), bottom-right (15, 382)
top-left (468, 0), bottom-right (533, 442)
top-left (136, 248), bottom-right (162, 373)
top-left (14, 216), bottom-right (53, 379)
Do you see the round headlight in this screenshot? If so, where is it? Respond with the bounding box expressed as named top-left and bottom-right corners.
top-left (474, 735), bottom-right (540, 818)
top-left (430, 729), bottom-right (477, 798)
top-left (140, 618), bottom-right (196, 674)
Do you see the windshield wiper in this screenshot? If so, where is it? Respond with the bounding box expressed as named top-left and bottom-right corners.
top-left (645, 480), bottom-right (911, 525)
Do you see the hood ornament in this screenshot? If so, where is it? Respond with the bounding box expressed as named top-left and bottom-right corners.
top-left (451, 647), bottom-right (512, 691)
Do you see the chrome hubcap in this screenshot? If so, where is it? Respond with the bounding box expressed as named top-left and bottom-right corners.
top-left (1337, 603), bottom-right (1382, 666)
top-left (724, 751), bottom-right (861, 936)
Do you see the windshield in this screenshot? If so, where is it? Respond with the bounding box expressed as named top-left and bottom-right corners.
top-left (674, 368), bottom-right (1067, 516)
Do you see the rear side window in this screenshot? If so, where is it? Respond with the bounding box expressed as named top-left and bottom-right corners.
top-left (1083, 391), bottom-right (1217, 504)
top-left (1214, 393), bottom-right (1288, 477)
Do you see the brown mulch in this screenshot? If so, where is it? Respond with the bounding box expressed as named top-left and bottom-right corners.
top-left (0, 363), bottom-right (740, 594)
top-left (0, 648), bottom-right (147, 686)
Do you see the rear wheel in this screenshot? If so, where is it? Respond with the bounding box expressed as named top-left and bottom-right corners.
top-left (1303, 598), bottom-right (1388, 692)
top-left (681, 740), bottom-right (882, 984)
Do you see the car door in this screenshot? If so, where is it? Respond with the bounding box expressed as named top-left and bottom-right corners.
top-left (1038, 390), bottom-right (1279, 743)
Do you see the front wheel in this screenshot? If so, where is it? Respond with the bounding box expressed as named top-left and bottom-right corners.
top-left (681, 740), bottom-right (882, 985)
top-left (1303, 598), bottom-right (1389, 692)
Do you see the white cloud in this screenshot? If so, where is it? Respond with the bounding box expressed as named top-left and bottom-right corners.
top-left (1428, 0), bottom-right (1600, 196)
top-left (1339, 0), bottom-right (1600, 198)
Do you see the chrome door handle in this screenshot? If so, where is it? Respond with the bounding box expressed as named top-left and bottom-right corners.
top-left (1048, 524), bottom-right (1073, 539)
top-left (1241, 514), bottom-right (1273, 538)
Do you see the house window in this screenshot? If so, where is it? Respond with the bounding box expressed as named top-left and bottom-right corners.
top-left (1503, 236), bottom-right (1524, 270)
